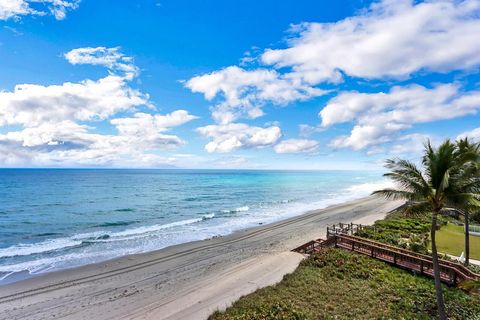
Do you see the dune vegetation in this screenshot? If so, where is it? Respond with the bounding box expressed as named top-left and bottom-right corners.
top-left (209, 249), bottom-right (480, 320)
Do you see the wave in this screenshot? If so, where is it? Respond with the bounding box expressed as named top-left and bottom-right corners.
top-left (0, 238), bottom-right (83, 259)
top-left (202, 213), bottom-right (215, 219)
top-left (111, 214), bottom-right (215, 238)
top-left (0, 214), bottom-right (216, 259)
top-left (222, 206), bottom-right (250, 213)
top-left (94, 221), bottom-right (135, 227)
top-left (345, 180), bottom-right (393, 197)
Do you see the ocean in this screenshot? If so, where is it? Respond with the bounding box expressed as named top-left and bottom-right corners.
top-left (0, 169), bottom-right (387, 283)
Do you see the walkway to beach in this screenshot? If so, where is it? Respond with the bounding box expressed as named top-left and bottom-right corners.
top-left (294, 226), bottom-right (480, 286)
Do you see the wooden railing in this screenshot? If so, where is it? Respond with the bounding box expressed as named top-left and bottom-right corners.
top-left (293, 233), bottom-right (480, 286)
top-left (326, 223), bottom-right (364, 237)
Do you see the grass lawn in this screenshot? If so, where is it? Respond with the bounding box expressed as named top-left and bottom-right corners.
top-left (435, 223), bottom-right (480, 260)
top-left (209, 249), bottom-right (480, 320)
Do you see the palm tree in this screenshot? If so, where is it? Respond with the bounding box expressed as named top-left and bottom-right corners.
top-left (373, 140), bottom-right (477, 320)
top-left (455, 138), bottom-right (480, 266)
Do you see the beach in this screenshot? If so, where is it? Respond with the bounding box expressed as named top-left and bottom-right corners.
top-left (0, 195), bottom-right (402, 320)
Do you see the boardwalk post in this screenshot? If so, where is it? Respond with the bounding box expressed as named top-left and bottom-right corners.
top-left (393, 253), bottom-right (397, 264)
top-left (420, 260), bottom-right (424, 274)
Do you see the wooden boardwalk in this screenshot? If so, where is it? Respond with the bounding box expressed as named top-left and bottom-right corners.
top-left (293, 226), bottom-right (480, 286)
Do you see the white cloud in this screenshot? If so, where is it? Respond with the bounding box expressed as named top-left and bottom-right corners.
top-left (274, 139), bottom-right (319, 154)
top-left (0, 110), bottom-right (198, 167)
top-left (65, 47), bottom-right (139, 79)
top-left (110, 110), bottom-right (198, 149)
top-left (197, 123), bottom-right (282, 153)
top-left (0, 75), bottom-right (149, 127)
top-left (0, 0), bottom-right (80, 20)
top-left (185, 0), bottom-right (480, 133)
top-left (388, 133), bottom-right (432, 156)
top-left (262, 0), bottom-right (480, 84)
top-left (322, 84), bottom-right (480, 150)
top-left (457, 127), bottom-right (480, 140)
top-left (212, 155), bottom-right (262, 169)
top-left (185, 66), bottom-right (324, 124)
top-left (111, 110), bottom-right (198, 135)
top-left (0, 47), bottom-right (151, 128)
top-left (0, 47), bottom-right (198, 167)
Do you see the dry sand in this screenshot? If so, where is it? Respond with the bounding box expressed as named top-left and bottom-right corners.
top-left (0, 196), bottom-right (402, 320)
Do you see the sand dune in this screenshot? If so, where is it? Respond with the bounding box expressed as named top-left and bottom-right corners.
top-left (0, 196), bottom-right (402, 320)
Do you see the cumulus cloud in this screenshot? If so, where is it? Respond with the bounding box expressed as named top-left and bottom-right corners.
top-left (388, 133), bottom-right (432, 156)
top-left (274, 139), bottom-right (319, 154)
top-left (322, 84), bottom-right (480, 150)
top-left (186, 0), bottom-right (480, 129)
top-left (111, 110), bottom-right (198, 135)
top-left (262, 0), bottom-right (480, 84)
top-left (110, 110), bottom-right (198, 149)
top-left (197, 123), bottom-right (282, 153)
top-left (0, 47), bottom-right (198, 167)
top-left (65, 47), bottom-right (139, 79)
top-left (185, 66), bottom-right (324, 124)
top-left (0, 75), bottom-right (149, 127)
top-left (0, 0), bottom-right (80, 20)
top-left (457, 127), bottom-right (480, 140)
top-left (0, 110), bottom-right (198, 167)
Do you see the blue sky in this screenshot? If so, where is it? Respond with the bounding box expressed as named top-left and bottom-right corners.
top-left (0, 0), bottom-right (479, 169)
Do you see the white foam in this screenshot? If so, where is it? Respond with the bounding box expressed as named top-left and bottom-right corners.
top-left (112, 214), bottom-right (214, 238)
top-left (222, 206), bottom-right (249, 213)
top-left (203, 213), bottom-right (215, 219)
top-left (0, 238), bottom-right (83, 259)
top-left (345, 180), bottom-right (393, 197)
top-left (0, 214), bottom-right (217, 260)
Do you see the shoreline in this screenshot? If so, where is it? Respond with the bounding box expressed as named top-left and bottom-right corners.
top-left (0, 195), bottom-right (403, 320)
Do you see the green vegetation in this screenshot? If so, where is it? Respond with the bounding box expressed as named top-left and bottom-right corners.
top-left (355, 212), bottom-right (434, 253)
top-left (209, 249), bottom-right (480, 320)
top-left (356, 214), bottom-right (480, 262)
top-left (435, 223), bottom-right (480, 260)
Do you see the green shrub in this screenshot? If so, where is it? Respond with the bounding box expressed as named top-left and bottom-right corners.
top-left (355, 212), bottom-right (435, 254)
top-left (210, 301), bottom-right (310, 320)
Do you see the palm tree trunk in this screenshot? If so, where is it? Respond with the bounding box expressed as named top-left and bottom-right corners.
top-left (465, 210), bottom-right (470, 266)
top-left (431, 210), bottom-right (447, 320)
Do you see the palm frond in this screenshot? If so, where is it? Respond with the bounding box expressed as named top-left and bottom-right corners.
top-left (403, 201), bottom-right (431, 217)
top-left (372, 189), bottom-right (418, 201)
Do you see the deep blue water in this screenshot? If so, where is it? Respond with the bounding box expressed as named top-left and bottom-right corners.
top-left (0, 169), bottom-right (387, 282)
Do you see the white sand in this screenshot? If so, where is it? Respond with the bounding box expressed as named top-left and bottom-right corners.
top-left (0, 196), bottom-right (402, 320)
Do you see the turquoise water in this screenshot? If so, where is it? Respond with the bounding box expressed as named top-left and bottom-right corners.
top-left (0, 169), bottom-right (387, 282)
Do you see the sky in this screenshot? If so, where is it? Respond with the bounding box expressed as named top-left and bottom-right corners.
top-left (0, 0), bottom-right (479, 170)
